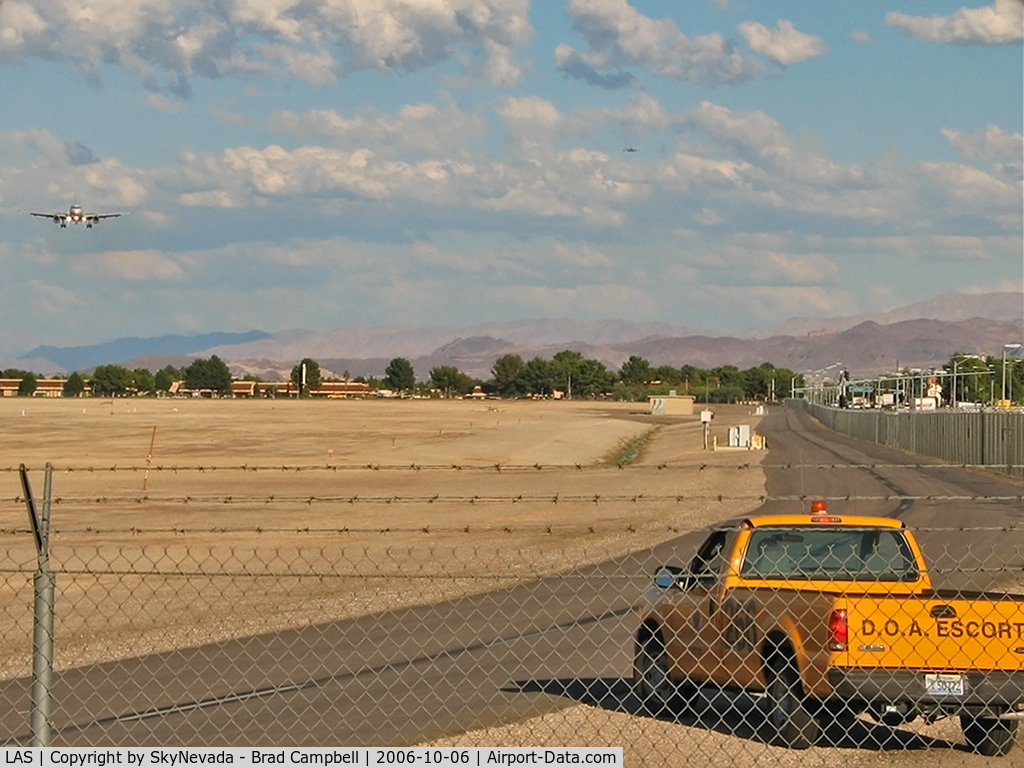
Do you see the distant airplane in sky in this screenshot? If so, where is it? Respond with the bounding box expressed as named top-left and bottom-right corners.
top-left (623, 146), bottom-right (638, 153)
top-left (30, 204), bottom-right (125, 228)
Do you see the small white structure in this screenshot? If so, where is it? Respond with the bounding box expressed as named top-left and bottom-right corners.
top-left (649, 394), bottom-right (695, 416)
top-left (728, 424), bottom-right (752, 448)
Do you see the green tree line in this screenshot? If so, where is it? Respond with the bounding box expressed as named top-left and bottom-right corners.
top-left (9, 350), bottom-right (1017, 404)
top-left (344, 354), bottom-right (802, 402)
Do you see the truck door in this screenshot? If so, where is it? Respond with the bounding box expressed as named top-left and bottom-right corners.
top-left (662, 529), bottom-right (736, 683)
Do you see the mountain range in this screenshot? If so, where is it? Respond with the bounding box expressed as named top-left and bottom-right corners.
top-left (6, 291), bottom-right (1021, 380)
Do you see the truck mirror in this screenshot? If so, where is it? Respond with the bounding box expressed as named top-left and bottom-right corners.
top-left (653, 565), bottom-right (685, 589)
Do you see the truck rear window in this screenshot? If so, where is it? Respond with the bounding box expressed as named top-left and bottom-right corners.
top-left (740, 527), bottom-right (919, 582)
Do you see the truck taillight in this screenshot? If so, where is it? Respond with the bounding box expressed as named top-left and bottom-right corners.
top-left (829, 609), bottom-right (848, 651)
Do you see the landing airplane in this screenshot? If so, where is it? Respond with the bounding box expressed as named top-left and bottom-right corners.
top-left (623, 146), bottom-right (638, 153)
top-left (30, 204), bottom-right (125, 228)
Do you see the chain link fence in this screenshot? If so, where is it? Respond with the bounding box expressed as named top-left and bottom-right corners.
top-left (801, 402), bottom-right (1024, 481)
top-left (1, 462), bottom-right (1024, 764)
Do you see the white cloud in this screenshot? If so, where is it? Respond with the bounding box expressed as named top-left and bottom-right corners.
top-left (72, 250), bottom-right (185, 281)
top-left (707, 285), bottom-right (842, 318)
top-left (503, 281), bottom-right (658, 319)
top-left (552, 243), bottom-right (616, 269)
top-left (558, 0), bottom-right (760, 87)
top-left (0, 128), bottom-right (149, 209)
top-left (0, 0), bottom-right (533, 95)
top-left (886, 0), bottom-right (1023, 45)
top-left (143, 94), bottom-right (185, 113)
top-left (268, 96), bottom-right (488, 156)
top-left (693, 208), bottom-right (722, 226)
top-left (922, 161), bottom-right (1020, 213)
top-left (839, 234), bottom-right (1021, 261)
top-left (28, 279), bottom-right (82, 313)
top-left (941, 125), bottom-right (1023, 162)
top-left (749, 252), bottom-right (839, 284)
top-left (850, 30), bottom-right (871, 43)
top-left (737, 20), bottom-right (828, 65)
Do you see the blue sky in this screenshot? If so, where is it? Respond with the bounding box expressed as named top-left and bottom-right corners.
top-left (0, 0), bottom-right (1020, 353)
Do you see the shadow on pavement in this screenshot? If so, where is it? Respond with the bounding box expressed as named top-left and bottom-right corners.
top-left (506, 677), bottom-right (970, 753)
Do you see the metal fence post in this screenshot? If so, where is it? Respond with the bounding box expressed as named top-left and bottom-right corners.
top-left (21, 463), bottom-right (54, 747)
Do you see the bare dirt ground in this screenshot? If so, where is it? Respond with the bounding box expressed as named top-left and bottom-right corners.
top-left (0, 397), bottom-right (766, 675)
top-left (423, 705), bottom-right (999, 768)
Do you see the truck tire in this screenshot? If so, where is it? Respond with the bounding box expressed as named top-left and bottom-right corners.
top-left (633, 633), bottom-right (681, 715)
top-left (960, 715), bottom-right (1018, 757)
top-left (765, 653), bottom-right (820, 750)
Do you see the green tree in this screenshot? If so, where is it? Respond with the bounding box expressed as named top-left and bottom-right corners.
top-left (2, 368), bottom-right (32, 380)
top-left (384, 358), bottom-right (416, 391)
top-left (155, 365), bottom-right (181, 392)
top-left (518, 357), bottom-right (558, 396)
top-left (552, 350), bottom-right (584, 398)
top-left (654, 365), bottom-right (682, 385)
top-left (742, 363), bottom-right (775, 400)
top-left (574, 358), bottom-right (615, 397)
top-left (18, 372), bottom-right (37, 396)
top-left (184, 356), bottom-right (232, 395)
top-left (290, 358), bottom-right (322, 396)
top-left (943, 353), bottom-right (993, 405)
top-left (91, 364), bottom-right (134, 396)
top-left (62, 372), bottom-right (86, 397)
top-left (619, 355), bottom-right (653, 385)
top-left (134, 368), bottom-right (156, 395)
top-left (491, 354), bottom-right (525, 397)
top-left (430, 366), bottom-right (475, 397)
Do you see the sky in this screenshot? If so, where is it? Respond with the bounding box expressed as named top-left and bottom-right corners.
top-left (0, 0), bottom-right (1021, 353)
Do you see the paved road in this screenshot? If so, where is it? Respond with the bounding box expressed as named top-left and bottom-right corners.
top-left (2, 404), bottom-right (1022, 749)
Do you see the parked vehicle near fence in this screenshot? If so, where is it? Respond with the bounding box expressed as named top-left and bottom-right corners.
top-left (634, 503), bottom-right (1024, 755)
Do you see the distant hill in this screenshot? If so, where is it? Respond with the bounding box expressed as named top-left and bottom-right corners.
top-left (0, 356), bottom-right (66, 376)
top-left (614, 318), bottom-right (1023, 376)
top-left (10, 290), bottom-right (1021, 379)
top-left (197, 319), bottom-right (709, 362)
top-left (746, 291), bottom-right (1022, 339)
top-left (21, 331), bottom-right (272, 373)
top-left (120, 317), bottom-right (1023, 382)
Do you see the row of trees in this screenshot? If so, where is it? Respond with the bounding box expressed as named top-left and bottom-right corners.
top-left (5, 353), bottom-right (820, 404)
top-left (2, 358), bottom-right (233, 397)
top-left (320, 354), bottom-right (801, 402)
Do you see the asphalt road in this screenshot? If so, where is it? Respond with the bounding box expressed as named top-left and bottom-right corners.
top-left (2, 404), bottom-right (1022, 750)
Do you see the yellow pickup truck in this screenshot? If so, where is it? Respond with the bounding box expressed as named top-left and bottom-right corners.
top-left (634, 505), bottom-right (1024, 755)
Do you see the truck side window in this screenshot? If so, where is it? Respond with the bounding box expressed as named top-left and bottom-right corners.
top-left (690, 529), bottom-right (735, 580)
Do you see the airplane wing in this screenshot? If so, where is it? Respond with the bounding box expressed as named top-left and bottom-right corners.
top-left (85, 213), bottom-right (125, 221)
top-left (30, 212), bottom-right (67, 221)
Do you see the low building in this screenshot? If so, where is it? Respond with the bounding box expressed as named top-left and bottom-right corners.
top-left (0, 378), bottom-right (72, 397)
top-left (649, 394), bottom-right (696, 416)
top-left (243, 381), bottom-right (376, 398)
top-left (231, 381), bottom-right (258, 398)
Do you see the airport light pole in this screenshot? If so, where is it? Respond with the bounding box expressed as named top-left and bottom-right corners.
top-left (1002, 344), bottom-right (1021, 405)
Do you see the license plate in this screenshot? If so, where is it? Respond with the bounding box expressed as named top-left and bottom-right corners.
top-left (925, 673), bottom-right (965, 696)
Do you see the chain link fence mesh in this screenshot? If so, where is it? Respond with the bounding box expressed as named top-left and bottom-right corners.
top-left (2, 512), bottom-right (1024, 764)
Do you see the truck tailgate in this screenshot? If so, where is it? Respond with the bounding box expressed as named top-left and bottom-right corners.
top-left (841, 594), bottom-right (1024, 672)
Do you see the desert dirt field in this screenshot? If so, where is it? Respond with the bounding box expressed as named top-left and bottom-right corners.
top-left (0, 397), bottom-right (766, 674)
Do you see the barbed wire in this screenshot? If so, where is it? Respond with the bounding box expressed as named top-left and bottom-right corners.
top-left (2, 522), bottom-right (1024, 537)
top-left (2, 492), bottom-right (1024, 507)
top-left (3, 462), bottom-right (1023, 473)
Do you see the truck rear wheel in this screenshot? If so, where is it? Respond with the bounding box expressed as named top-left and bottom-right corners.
top-left (960, 715), bottom-right (1018, 757)
top-left (765, 653), bottom-right (820, 750)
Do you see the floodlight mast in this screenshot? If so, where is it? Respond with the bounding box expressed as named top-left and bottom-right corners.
top-left (1003, 344), bottom-right (1022, 405)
